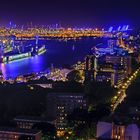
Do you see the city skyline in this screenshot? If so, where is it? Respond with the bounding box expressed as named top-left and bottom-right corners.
top-left (0, 0), bottom-right (139, 28)
top-left (0, 1), bottom-right (140, 139)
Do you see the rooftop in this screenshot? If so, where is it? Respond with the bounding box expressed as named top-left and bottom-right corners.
top-left (14, 116), bottom-right (53, 123)
top-left (0, 127), bottom-right (41, 135)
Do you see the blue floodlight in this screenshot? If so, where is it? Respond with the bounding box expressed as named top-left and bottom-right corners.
top-left (122, 25), bottom-right (128, 31)
top-left (108, 26), bottom-right (113, 32)
top-left (126, 25), bottom-right (129, 31)
top-left (118, 26), bottom-right (121, 31)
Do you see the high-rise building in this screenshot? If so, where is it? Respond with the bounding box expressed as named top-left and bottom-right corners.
top-left (105, 55), bottom-right (132, 76)
top-left (84, 53), bottom-right (132, 86)
top-left (85, 55), bottom-right (97, 82)
top-left (46, 92), bottom-right (86, 130)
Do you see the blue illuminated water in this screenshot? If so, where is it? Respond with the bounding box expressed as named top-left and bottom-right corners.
top-left (0, 38), bottom-right (107, 79)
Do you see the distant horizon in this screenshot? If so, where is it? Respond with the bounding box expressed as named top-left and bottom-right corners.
top-left (0, 22), bottom-right (136, 31)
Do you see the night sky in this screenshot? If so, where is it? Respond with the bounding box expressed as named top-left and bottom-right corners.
top-left (0, 0), bottom-right (140, 28)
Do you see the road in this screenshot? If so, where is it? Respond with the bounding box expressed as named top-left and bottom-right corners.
top-left (111, 67), bottom-right (140, 112)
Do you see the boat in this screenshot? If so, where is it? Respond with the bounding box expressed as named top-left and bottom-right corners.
top-left (0, 36), bottom-right (47, 63)
top-left (1, 45), bottom-right (46, 63)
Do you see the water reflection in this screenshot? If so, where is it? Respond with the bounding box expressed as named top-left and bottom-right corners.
top-left (0, 38), bottom-right (107, 79)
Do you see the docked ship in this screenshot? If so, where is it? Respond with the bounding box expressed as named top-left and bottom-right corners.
top-left (0, 36), bottom-right (46, 63)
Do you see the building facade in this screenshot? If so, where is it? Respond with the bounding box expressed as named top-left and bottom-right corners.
top-left (0, 127), bottom-right (42, 140)
top-left (46, 92), bottom-right (87, 130)
top-left (97, 121), bottom-right (140, 140)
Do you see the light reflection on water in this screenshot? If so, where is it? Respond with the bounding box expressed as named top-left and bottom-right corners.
top-left (0, 38), bottom-right (107, 79)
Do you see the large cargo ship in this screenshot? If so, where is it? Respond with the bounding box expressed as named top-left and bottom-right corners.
top-left (0, 36), bottom-right (46, 63)
top-left (1, 45), bottom-right (46, 63)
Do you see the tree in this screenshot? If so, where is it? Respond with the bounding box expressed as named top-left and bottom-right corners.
top-left (32, 122), bottom-right (56, 138)
top-left (85, 81), bottom-right (114, 105)
top-left (67, 105), bottom-right (111, 139)
top-left (67, 70), bottom-right (83, 82)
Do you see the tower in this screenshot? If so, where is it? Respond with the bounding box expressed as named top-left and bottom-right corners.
top-left (85, 55), bottom-right (97, 82)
